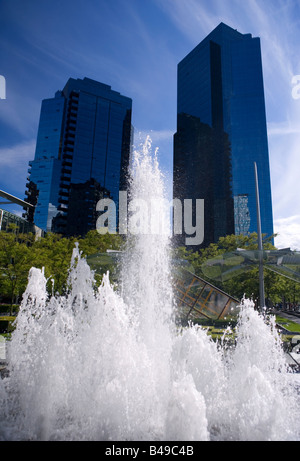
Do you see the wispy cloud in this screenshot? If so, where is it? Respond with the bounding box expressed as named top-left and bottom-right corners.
top-left (156, 0), bottom-right (298, 110)
top-left (267, 121), bottom-right (300, 137)
top-left (274, 215), bottom-right (300, 250)
top-left (269, 129), bottom-right (300, 218)
top-left (155, 0), bottom-right (215, 42)
top-left (1, 0), bottom-right (299, 248)
top-left (134, 129), bottom-right (174, 144)
top-left (156, 0), bottom-right (300, 247)
top-left (0, 90), bottom-right (40, 138)
top-left (0, 139), bottom-right (35, 195)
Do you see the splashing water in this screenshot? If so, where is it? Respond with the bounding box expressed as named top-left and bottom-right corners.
top-left (0, 137), bottom-right (299, 441)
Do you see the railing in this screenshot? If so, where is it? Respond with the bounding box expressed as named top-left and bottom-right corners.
top-left (173, 268), bottom-right (240, 324)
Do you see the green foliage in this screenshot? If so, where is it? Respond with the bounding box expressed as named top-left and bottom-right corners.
top-left (0, 228), bottom-right (122, 304)
top-left (275, 316), bottom-right (300, 333)
top-left (78, 230), bottom-right (123, 285)
top-left (0, 227), bottom-right (33, 312)
top-left (175, 233), bottom-right (300, 306)
top-left (78, 230), bottom-right (123, 257)
top-left (1, 227), bottom-right (299, 309)
top-left (30, 233), bottom-right (77, 294)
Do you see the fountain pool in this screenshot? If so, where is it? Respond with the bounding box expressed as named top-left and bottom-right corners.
top-left (0, 137), bottom-right (299, 441)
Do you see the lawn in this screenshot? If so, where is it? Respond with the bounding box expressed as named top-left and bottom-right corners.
top-left (275, 315), bottom-right (300, 334)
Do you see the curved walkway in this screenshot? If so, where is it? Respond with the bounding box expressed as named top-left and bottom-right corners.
top-left (272, 309), bottom-right (300, 326)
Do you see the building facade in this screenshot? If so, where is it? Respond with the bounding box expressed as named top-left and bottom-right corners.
top-left (24, 77), bottom-right (132, 236)
top-left (174, 23), bottom-right (273, 247)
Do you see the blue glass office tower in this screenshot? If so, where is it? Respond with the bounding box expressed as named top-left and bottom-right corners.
top-left (174, 23), bottom-right (274, 247)
top-left (24, 78), bottom-right (132, 235)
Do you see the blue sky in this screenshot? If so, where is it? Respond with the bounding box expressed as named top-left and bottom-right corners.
top-left (0, 0), bottom-right (300, 249)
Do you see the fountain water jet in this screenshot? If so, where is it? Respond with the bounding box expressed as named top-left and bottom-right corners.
top-left (0, 136), bottom-right (299, 441)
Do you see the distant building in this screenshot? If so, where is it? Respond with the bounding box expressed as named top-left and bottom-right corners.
top-left (174, 23), bottom-right (273, 247)
top-left (24, 77), bottom-right (133, 236)
top-left (0, 190), bottom-right (44, 237)
top-left (0, 208), bottom-right (44, 237)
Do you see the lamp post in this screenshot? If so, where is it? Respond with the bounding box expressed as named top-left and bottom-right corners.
top-left (254, 162), bottom-right (265, 312)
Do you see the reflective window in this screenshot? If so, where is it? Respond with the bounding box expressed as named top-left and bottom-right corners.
top-left (175, 23), bottom-right (273, 247)
top-left (25, 78), bottom-right (132, 235)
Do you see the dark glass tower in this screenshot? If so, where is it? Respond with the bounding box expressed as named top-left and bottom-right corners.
top-left (24, 77), bottom-right (132, 236)
top-left (174, 23), bottom-right (274, 247)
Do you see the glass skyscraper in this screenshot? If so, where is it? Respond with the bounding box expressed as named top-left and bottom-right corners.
top-left (174, 23), bottom-right (274, 247)
top-left (24, 77), bottom-right (132, 236)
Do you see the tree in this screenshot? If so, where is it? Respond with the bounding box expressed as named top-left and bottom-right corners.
top-left (0, 226), bottom-right (33, 311)
top-left (30, 233), bottom-right (77, 295)
top-left (77, 230), bottom-right (124, 285)
top-left (175, 233), bottom-right (300, 307)
top-left (78, 230), bottom-right (123, 257)
top-left (0, 228), bottom-right (125, 305)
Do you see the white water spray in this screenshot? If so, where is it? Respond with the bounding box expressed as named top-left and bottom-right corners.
top-left (0, 137), bottom-right (299, 441)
